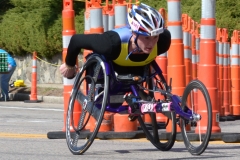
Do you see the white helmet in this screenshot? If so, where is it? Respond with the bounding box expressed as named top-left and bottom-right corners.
top-left (127, 3), bottom-right (164, 36)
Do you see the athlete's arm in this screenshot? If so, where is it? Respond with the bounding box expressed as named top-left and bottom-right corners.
top-left (157, 29), bottom-right (171, 55)
top-left (65, 31), bottom-right (121, 66)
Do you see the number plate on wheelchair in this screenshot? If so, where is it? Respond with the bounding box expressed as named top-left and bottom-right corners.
top-left (141, 103), bottom-right (156, 113)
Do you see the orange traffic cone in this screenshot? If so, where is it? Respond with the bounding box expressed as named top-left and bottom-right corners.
top-left (24, 51), bottom-right (41, 103)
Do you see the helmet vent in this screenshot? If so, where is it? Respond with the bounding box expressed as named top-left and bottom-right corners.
top-left (159, 19), bottom-right (163, 28)
top-left (140, 5), bottom-right (149, 12)
top-left (151, 15), bottom-right (157, 28)
top-left (129, 12), bottom-right (133, 18)
top-left (141, 20), bottom-right (152, 31)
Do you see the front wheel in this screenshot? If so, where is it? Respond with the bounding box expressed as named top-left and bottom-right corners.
top-left (180, 80), bottom-right (212, 155)
top-left (66, 55), bottom-right (109, 155)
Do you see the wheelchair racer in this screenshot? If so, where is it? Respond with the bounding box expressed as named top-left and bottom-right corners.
top-left (60, 3), bottom-right (171, 78)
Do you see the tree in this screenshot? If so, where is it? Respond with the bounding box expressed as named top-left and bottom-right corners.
top-left (0, 0), bottom-right (84, 58)
top-left (0, 0), bottom-right (239, 58)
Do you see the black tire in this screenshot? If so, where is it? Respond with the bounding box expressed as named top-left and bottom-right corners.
top-left (138, 111), bottom-right (176, 151)
top-left (66, 54), bottom-right (109, 155)
top-left (138, 63), bottom-right (177, 151)
top-left (180, 80), bottom-right (212, 155)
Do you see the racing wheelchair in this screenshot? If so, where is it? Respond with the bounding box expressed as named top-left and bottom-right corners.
top-left (65, 53), bottom-right (212, 155)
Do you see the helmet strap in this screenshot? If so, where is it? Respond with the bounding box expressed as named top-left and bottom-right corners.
top-left (134, 34), bottom-right (142, 52)
top-left (126, 34), bottom-right (142, 60)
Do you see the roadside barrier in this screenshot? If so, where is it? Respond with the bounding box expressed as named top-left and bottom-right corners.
top-left (198, 0), bottom-right (220, 133)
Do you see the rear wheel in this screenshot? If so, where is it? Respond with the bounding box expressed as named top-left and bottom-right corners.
top-left (138, 65), bottom-right (176, 151)
top-left (180, 80), bottom-right (212, 155)
top-left (66, 55), bottom-right (109, 155)
top-left (138, 111), bottom-right (176, 151)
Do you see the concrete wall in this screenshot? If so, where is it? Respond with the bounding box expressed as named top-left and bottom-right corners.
top-left (11, 53), bottom-right (84, 84)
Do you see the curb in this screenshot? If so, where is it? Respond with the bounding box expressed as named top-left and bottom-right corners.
top-left (8, 93), bottom-right (63, 104)
top-left (47, 130), bottom-right (240, 143)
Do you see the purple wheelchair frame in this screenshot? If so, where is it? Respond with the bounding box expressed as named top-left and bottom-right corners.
top-left (93, 56), bottom-right (197, 121)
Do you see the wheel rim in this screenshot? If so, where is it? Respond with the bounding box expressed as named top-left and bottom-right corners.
top-left (66, 55), bottom-right (109, 155)
top-left (180, 80), bottom-right (212, 155)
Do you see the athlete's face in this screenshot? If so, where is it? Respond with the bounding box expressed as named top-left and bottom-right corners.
top-left (133, 33), bottom-right (159, 53)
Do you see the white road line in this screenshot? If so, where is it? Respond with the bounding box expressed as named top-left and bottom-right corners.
top-left (0, 106), bottom-right (63, 111)
top-left (6, 120), bottom-right (48, 123)
top-left (28, 120), bottom-right (47, 123)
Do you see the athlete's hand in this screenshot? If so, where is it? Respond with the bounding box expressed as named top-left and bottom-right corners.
top-left (60, 63), bottom-right (77, 79)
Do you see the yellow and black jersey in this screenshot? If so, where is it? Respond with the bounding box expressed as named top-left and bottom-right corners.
top-left (65, 26), bottom-right (171, 74)
top-left (111, 27), bottom-right (157, 66)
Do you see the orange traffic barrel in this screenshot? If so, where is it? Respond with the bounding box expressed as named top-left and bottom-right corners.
top-left (84, 1), bottom-right (91, 34)
top-left (167, 0), bottom-right (186, 132)
top-left (114, 1), bottom-right (127, 28)
top-left (113, 113), bottom-right (138, 132)
top-left (191, 21), bottom-right (197, 80)
top-left (198, 0), bottom-right (221, 133)
top-left (230, 30), bottom-right (240, 116)
top-left (215, 28), bottom-right (220, 115)
top-left (191, 20), bottom-right (198, 113)
top-left (89, 5), bottom-right (104, 33)
top-left (182, 14), bottom-right (192, 86)
top-left (155, 55), bottom-right (168, 123)
top-left (222, 28), bottom-right (231, 116)
top-left (154, 8), bottom-right (168, 123)
top-left (62, 0), bottom-right (80, 132)
top-left (217, 28), bottom-right (225, 116)
top-left (90, 113), bottom-right (113, 132)
top-left (107, 6), bottom-right (115, 30)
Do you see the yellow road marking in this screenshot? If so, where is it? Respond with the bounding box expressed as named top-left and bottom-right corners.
top-left (208, 141), bottom-right (240, 144)
top-left (0, 133), bottom-right (240, 144)
top-left (103, 138), bottom-right (240, 144)
top-left (0, 132), bottom-right (47, 138)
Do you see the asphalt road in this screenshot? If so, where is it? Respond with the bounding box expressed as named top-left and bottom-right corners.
top-left (0, 101), bottom-right (240, 160)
